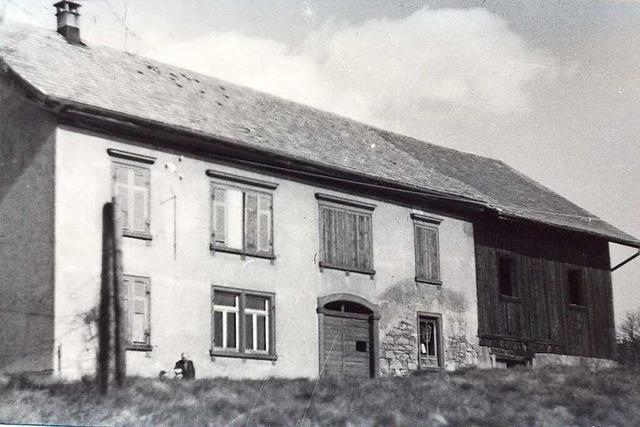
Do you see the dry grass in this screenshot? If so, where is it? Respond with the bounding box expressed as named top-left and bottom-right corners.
top-left (1, 366), bottom-right (639, 426)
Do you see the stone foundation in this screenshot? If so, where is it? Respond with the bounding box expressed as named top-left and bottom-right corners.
top-left (380, 318), bottom-right (418, 376)
top-left (532, 353), bottom-right (617, 369)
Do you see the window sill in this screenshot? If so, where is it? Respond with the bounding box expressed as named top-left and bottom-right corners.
top-left (127, 344), bottom-right (152, 352)
top-left (210, 245), bottom-right (276, 261)
top-left (415, 277), bottom-right (442, 287)
top-left (209, 350), bottom-right (277, 361)
top-left (318, 262), bottom-right (375, 278)
top-left (417, 366), bottom-right (443, 372)
top-left (123, 231), bottom-right (153, 241)
top-left (568, 304), bottom-right (587, 312)
top-left (499, 295), bottom-right (521, 303)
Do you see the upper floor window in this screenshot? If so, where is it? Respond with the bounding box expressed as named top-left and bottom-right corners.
top-left (108, 149), bottom-right (155, 241)
top-left (316, 193), bottom-right (375, 276)
top-left (208, 170), bottom-right (277, 259)
top-left (122, 275), bottom-right (151, 351)
top-left (412, 214), bottom-right (442, 285)
top-left (498, 256), bottom-right (516, 298)
top-left (211, 286), bottom-right (276, 360)
top-left (567, 269), bottom-right (585, 306)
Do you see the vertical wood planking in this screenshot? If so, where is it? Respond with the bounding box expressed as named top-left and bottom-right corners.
top-left (474, 220), bottom-right (614, 358)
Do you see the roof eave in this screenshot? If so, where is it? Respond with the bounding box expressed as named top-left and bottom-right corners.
top-left (497, 211), bottom-right (640, 249)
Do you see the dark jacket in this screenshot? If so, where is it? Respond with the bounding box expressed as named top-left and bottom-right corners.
top-left (174, 359), bottom-right (196, 379)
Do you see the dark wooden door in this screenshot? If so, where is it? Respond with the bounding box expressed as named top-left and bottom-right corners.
top-left (322, 311), bottom-right (372, 377)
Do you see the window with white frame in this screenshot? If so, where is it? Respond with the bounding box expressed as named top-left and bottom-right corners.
top-left (209, 171), bottom-right (277, 259)
top-left (212, 290), bottom-right (239, 351)
top-left (211, 287), bottom-right (275, 359)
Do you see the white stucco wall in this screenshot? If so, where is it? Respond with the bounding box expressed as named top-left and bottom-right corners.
top-left (0, 77), bottom-right (57, 374)
top-left (54, 125), bottom-right (478, 379)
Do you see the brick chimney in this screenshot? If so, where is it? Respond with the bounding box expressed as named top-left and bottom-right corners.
top-left (54, 1), bottom-right (82, 45)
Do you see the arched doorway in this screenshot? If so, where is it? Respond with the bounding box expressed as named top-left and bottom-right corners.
top-left (317, 294), bottom-right (380, 378)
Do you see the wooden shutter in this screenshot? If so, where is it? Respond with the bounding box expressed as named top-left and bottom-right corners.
top-left (356, 213), bottom-right (373, 270)
top-left (122, 276), bottom-right (131, 343)
top-left (131, 277), bottom-right (150, 345)
top-left (416, 224), bottom-right (440, 281)
top-left (343, 212), bottom-right (357, 268)
top-left (132, 168), bottom-right (149, 234)
top-left (320, 206), bottom-right (338, 266)
top-left (257, 194), bottom-right (273, 254)
top-left (211, 187), bottom-right (227, 246)
top-left (113, 164), bottom-right (131, 231)
top-left (244, 192), bottom-right (258, 253)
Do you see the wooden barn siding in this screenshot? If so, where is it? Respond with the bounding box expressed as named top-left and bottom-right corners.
top-left (474, 220), bottom-right (615, 359)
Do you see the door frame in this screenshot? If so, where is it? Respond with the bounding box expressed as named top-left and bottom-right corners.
top-left (316, 293), bottom-right (381, 377)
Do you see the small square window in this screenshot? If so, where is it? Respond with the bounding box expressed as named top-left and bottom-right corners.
top-left (355, 341), bottom-right (368, 352)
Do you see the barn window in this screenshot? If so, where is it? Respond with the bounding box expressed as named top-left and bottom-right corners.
top-left (316, 193), bottom-right (375, 276)
top-left (498, 257), bottom-right (516, 297)
top-left (112, 162), bottom-right (151, 240)
top-left (209, 173), bottom-right (277, 259)
top-left (418, 314), bottom-right (442, 368)
top-left (122, 275), bottom-right (151, 351)
top-left (211, 287), bottom-right (276, 360)
top-left (412, 214), bottom-right (443, 285)
top-left (567, 269), bottom-right (585, 306)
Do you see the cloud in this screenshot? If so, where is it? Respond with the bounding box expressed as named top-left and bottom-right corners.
top-left (150, 7), bottom-right (549, 142)
top-left (2, 1), bottom-right (40, 26)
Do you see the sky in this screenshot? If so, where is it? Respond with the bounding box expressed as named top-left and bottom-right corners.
top-left (2, 0), bottom-right (639, 322)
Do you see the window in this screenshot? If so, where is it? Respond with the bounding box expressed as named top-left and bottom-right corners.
top-left (418, 314), bottom-right (441, 368)
top-left (112, 162), bottom-right (151, 239)
top-left (122, 275), bottom-right (151, 350)
top-left (567, 269), bottom-right (585, 306)
top-left (209, 172), bottom-right (276, 259)
top-left (211, 287), bottom-right (275, 359)
top-left (316, 193), bottom-right (375, 275)
top-left (412, 214), bottom-right (442, 284)
top-left (498, 256), bottom-right (516, 297)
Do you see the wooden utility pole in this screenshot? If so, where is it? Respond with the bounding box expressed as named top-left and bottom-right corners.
top-left (98, 202), bottom-right (114, 394)
top-left (112, 198), bottom-right (126, 387)
top-left (98, 200), bottom-right (126, 394)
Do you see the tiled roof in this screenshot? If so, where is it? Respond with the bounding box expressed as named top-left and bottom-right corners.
top-left (1, 21), bottom-right (638, 246)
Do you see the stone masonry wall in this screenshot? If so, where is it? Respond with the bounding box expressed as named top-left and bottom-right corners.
top-left (380, 317), bottom-right (418, 376)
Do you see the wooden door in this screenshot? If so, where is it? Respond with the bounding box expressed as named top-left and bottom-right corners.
top-left (322, 311), bottom-right (372, 377)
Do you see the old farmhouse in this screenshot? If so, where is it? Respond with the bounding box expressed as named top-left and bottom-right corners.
top-left (1, 3), bottom-right (639, 379)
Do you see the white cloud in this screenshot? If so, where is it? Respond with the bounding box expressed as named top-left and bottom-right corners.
top-left (2, 1), bottom-right (41, 26)
top-left (150, 7), bottom-right (549, 143)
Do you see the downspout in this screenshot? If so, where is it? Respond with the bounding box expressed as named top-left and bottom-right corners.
top-left (611, 247), bottom-right (640, 272)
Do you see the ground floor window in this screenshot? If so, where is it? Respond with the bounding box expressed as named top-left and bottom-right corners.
top-left (211, 286), bottom-right (276, 360)
top-left (418, 314), bottom-right (442, 368)
top-left (122, 275), bottom-right (151, 351)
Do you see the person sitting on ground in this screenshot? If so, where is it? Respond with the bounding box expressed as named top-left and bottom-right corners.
top-left (174, 352), bottom-right (195, 380)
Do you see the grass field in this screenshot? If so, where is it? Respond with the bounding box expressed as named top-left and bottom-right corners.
top-left (0, 366), bottom-right (639, 426)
